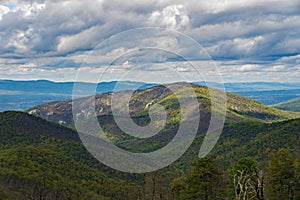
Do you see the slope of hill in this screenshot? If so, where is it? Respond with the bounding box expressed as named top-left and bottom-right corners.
top-left (0, 111), bottom-right (143, 200)
top-left (209, 118), bottom-right (300, 166)
top-left (1, 110), bottom-right (299, 199)
top-left (116, 117), bottom-right (300, 168)
top-left (273, 97), bottom-right (300, 112)
top-left (27, 83), bottom-right (298, 130)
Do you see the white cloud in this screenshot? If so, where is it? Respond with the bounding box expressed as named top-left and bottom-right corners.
top-left (0, 0), bottom-right (299, 82)
top-left (148, 4), bottom-right (189, 30)
top-left (57, 25), bottom-right (102, 54)
top-left (237, 64), bottom-right (261, 72)
top-left (264, 65), bottom-right (286, 72)
top-left (0, 5), bottom-right (10, 20)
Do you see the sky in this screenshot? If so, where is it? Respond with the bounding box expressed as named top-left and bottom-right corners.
top-left (0, 0), bottom-right (299, 83)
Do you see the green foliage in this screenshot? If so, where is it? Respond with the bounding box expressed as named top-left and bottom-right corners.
top-left (173, 157), bottom-right (227, 200)
top-left (0, 111), bottom-right (143, 200)
top-left (265, 148), bottom-right (300, 200)
top-left (1, 101), bottom-right (300, 200)
top-left (231, 158), bottom-right (257, 174)
top-left (210, 118), bottom-right (300, 167)
top-left (0, 187), bottom-right (10, 200)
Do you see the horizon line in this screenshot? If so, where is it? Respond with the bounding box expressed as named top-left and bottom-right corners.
top-left (1, 79), bottom-right (300, 84)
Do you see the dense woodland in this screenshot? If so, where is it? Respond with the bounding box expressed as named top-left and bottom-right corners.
top-left (0, 111), bottom-right (299, 199)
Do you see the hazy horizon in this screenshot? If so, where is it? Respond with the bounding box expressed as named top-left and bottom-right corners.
top-left (2, 78), bottom-right (300, 84)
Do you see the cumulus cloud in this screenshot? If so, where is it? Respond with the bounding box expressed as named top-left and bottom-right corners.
top-left (148, 4), bottom-right (189, 30)
top-left (0, 0), bottom-right (299, 82)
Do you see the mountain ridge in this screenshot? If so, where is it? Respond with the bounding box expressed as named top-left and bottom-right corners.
top-left (27, 83), bottom-right (299, 128)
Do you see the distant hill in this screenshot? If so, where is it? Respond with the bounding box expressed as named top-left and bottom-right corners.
top-left (27, 83), bottom-right (298, 129)
top-left (234, 89), bottom-right (300, 105)
top-left (273, 97), bottom-right (300, 112)
top-left (195, 81), bottom-right (300, 92)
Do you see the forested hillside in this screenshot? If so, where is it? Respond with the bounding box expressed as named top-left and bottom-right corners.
top-left (0, 111), bottom-right (143, 200)
top-left (0, 111), bottom-right (299, 199)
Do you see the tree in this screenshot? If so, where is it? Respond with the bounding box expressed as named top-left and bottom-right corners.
top-left (0, 187), bottom-right (10, 200)
top-left (265, 148), bottom-right (300, 200)
top-left (173, 157), bottom-right (227, 200)
top-left (230, 158), bottom-right (264, 200)
top-left (144, 171), bottom-right (168, 200)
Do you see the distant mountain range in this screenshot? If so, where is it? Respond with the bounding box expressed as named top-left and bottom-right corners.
top-left (196, 81), bottom-right (300, 105)
top-left (1, 80), bottom-right (300, 111)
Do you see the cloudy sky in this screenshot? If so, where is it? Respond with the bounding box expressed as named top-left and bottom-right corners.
top-left (0, 0), bottom-right (299, 83)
